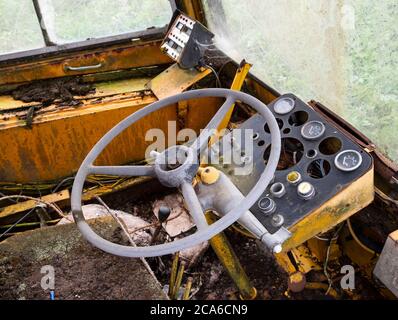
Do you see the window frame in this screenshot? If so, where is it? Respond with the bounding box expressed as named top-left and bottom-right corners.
top-left (0, 0), bottom-right (177, 65)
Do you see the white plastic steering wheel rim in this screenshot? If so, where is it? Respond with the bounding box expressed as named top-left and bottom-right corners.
top-left (71, 88), bottom-right (281, 257)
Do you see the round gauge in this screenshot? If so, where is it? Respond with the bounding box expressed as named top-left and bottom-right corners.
top-left (301, 120), bottom-right (325, 140)
top-left (274, 97), bottom-right (295, 115)
top-left (334, 150), bottom-right (363, 172)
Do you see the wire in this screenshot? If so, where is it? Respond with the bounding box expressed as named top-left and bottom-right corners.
top-left (0, 207), bottom-right (36, 240)
top-left (323, 222), bottom-right (345, 295)
top-left (347, 218), bottom-right (377, 255)
top-left (51, 176), bottom-right (75, 193)
top-left (0, 195), bottom-right (69, 220)
top-left (205, 64), bottom-right (222, 88)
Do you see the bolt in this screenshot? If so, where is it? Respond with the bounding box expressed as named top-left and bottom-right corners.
top-left (271, 214), bottom-right (284, 227)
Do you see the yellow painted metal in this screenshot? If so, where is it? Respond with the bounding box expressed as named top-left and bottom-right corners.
top-left (183, 97), bottom-right (222, 133)
top-left (281, 167), bottom-right (374, 251)
top-left (143, 63), bottom-right (222, 133)
top-left (0, 41), bottom-right (171, 86)
top-left (0, 96), bottom-right (37, 111)
top-left (168, 252), bottom-right (180, 297)
top-left (197, 166), bottom-right (220, 185)
top-left (307, 235), bottom-right (341, 263)
top-left (181, 0), bottom-right (206, 23)
top-left (291, 245), bottom-right (322, 273)
top-left (340, 226), bottom-right (377, 278)
top-left (200, 62), bottom-right (252, 166)
top-left (81, 177), bottom-right (152, 202)
top-left (0, 73), bottom-right (222, 183)
top-left (275, 244), bottom-right (321, 277)
top-left (145, 63), bottom-right (211, 100)
top-left (0, 92), bottom-right (167, 183)
top-left (246, 77), bottom-right (279, 104)
top-left (274, 252), bottom-right (297, 274)
top-left (182, 277), bottom-right (193, 300)
top-left (205, 212), bottom-right (257, 300)
top-left (216, 62), bottom-right (252, 132)
top-left (171, 261), bottom-right (186, 300)
top-left (0, 189), bottom-right (69, 219)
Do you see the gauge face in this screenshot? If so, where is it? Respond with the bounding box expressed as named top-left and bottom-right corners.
top-left (274, 97), bottom-right (295, 114)
top-left (301, 120), bottom-right (325, 140)
top-left (334, 150), bottom-right (363, 172)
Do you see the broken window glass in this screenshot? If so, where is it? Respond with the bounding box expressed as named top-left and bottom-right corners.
top-left (0, 0), bottom-right (172, 55)
top-left (0, 0), bottom-right (45, 55)
top-left (38, 0), bottom-right (172, 44)
top-left (203, 0), bottom-right (398, 163)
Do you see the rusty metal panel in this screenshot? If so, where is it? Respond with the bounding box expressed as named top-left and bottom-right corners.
top-left (0, 94), bottom-right (221, 183)
top-left (0, 41), bottom-right (172, 86)
top-left (0, 93), bottom-right (174, 183)
top-left (146, 63), bottom-right (211, 100)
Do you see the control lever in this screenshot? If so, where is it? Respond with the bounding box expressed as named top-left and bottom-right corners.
top-left (196, 167), bottom-right (291, 253)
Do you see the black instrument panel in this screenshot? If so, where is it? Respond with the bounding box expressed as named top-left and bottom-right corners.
top-left (212, 94), bottom-right (373, 234)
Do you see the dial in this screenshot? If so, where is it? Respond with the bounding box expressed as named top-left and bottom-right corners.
top-left (274, 97), bottom-right (295, 115)
top-left (301, 120), bottom-right (325, 140)
top-left (334, 150), bottom-right (363, 172)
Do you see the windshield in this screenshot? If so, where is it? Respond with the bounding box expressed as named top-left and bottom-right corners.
top-left (203, 0), bottom-right (398, 163)
top-left (0, 0), bottom-right (173, 54)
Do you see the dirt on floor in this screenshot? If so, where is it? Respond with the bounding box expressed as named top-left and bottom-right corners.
top-left (0, 184), bottom-right (386, 300)
top-left (0, 217), bottom-right (167, 300)
top-left (103, 188), bottom-right (383, 300)
top-left (12, 77), bottom-right (95, 107)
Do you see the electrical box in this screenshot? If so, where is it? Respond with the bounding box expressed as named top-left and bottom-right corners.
top-left (161, 11), bottom-right (214, 69)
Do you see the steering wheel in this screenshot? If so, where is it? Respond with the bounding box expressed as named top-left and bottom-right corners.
top-left (71, 88), bottom-right (281, 257)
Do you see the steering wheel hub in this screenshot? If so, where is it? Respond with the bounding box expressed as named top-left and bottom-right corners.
top-left (154, 145), bottom-right (198, 187)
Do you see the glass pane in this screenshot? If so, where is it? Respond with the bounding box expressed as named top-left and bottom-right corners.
top-left (0, 0), bottom-right (45, 55)
top-left (38, 0), bottom-right (172, 43)
top-left (203, 0), bottom-right (398, 163)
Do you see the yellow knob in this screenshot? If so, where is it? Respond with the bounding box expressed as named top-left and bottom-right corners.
top-left (198, 166), bottom-right (220, 185)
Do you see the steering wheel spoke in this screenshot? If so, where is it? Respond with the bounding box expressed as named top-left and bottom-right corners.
top-left (180, 181), bottom-right (208, 230)
top-left (191, 95), bottom-right (235, 155)
top-left (88, 165), bottom-right (155, 177)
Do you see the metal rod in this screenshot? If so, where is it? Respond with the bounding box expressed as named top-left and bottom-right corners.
top-left (182, 277), bottom-right (193, 300)
top-left (32, 0), bottom-right (56, 46)
top-left (205, 212), bottom-right (257, 300)
top-left (172, 261), bottom-right (186, 300)
top-left (168, 252), bottom-right (180, 297)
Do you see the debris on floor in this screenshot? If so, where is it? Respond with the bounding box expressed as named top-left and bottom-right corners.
top-left (58, 204), bottom-right (155, 246)
top-left (12, 77), bottom-right (95, 107)
top-left (152, 194), bottom-right (209, 266)
top-left (152, 194), bottom-right (194, 237)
